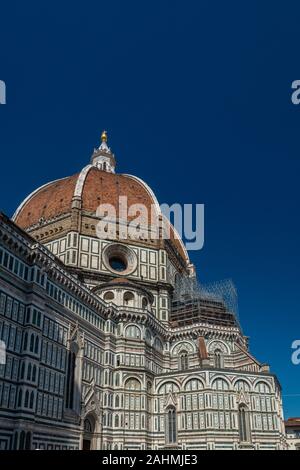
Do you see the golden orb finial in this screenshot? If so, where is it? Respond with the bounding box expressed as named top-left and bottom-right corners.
top-left (101, 130), bottom-right (108, 143)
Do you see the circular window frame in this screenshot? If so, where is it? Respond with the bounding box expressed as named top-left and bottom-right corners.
top-left (103, 291), bottom-right (115, 302)
top-left (102, 243), bottom-right (137, 276)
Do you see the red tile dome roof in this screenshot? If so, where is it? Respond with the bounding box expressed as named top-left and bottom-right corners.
top-left (14, 173), bottom-right (79, 229)
top-left (13, 165), bottom-right (189, 265)
top-left (14, 168), bottom-right (157, 227)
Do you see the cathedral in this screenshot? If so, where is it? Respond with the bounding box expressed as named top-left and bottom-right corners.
top-left (0, 132), bottom-right (287, 450)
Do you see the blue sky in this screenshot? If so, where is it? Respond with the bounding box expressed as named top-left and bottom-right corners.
top-left (0, 1), bottom-right (299, 417)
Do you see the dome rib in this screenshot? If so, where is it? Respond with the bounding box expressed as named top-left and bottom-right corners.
top-left (12, 176), bottom-right (71, 222)
top-left (12, 165), bottom-right (190, 266)
top-left (13, 173), bottom-right (79, 228)
top-left (74, 165), bottom-right (93, 198)
top-left (122, 174), bottom-right (162, 218)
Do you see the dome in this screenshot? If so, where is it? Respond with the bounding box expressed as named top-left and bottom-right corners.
top-left (14, 173), bottom-right (80, 229)
top-left (13, 168), bottom-right (159, 228)
top-left (12, 135), bottom-right (190, 266)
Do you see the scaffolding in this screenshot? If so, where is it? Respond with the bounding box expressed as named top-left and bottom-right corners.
top-left (171, 276), bottom-right (240, 328)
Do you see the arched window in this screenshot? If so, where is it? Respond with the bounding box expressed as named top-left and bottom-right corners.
top-left (235, 380), bottom-right (250, 392)
top-left (145, 329), bottom-right (152, 344)
top-left (115, 415), bottom-right (119, 428)
top-left (185, 379), bottom-right (204, 391)
top-left (24, 390), bottom-right (29, 408)
top-left (115, 373), bottom-right (120, 387)
top-left (154, 337), bottom-right (163, 352)
top-left (157, 382), bottom-right (179, 395)
top-left (125, 378), bottom-right (141, 391)
top-left (124, 291), bottom-right (135, 307)
top-left (124, 378), bottom-right (142, 421)
top-left (212, 378), bottom-right (229, 391)
top-left (115, 395), bottom-right (120, 407)
top-left (20, 363), bottom-right (25, 380)
top-left (25, 432), bottom-right (31, 450)
top-left (32, 365), bottom-right (37, 382)
top-left (23, 332), bottom-right (28, 351)
top-left (179, 351), bottom-right (188, 370)
top-left (25, 309), bottom-right (30, 324)
top-left (166, 407), bottom-right (177, 444)
top-left (254, 382), bottom-right (271, 394)
top-left (103, 291), bottom-right (114, 302)
top-left (34, 336), bottom-right (39, 354)
top-left (29, 334), bottom-right (34, 352)
top-left (214, 349), bottom-right (223, 369)
top-left (30, 391), bottom-right (34, 408)
top-left (27, 364), bottom-right (32, 381)
top-left (17, 389), bottom-right (22, 407)
top-left (238, 404), bottom-right (250, 442)
top-left (19, 431), bottom-right (25, 450)
top-left (125, 325), bottom-right (141, 339)
top-left (13, 432), bottom-right (18, 450)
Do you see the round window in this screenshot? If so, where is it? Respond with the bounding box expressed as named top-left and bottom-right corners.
top-left (109, 256), bottom-right (127, 272)
top-left (102, 243), bottom-right (137, 276)
top-left (103, 291), bottom-right (114, 302)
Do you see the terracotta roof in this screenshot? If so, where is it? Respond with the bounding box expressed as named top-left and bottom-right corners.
top-left (108, 277), bottom-right (135, 285)
top-left (14, 168), bottom-right (158, 228)
top-left (285, 418), bottom-right (300, 428)
top-left (13, 165), bottom-right (189, 264)
top-left (81, 168), bottom-right (157, 223)
top-left (15, 173), bottom-right (79, 228)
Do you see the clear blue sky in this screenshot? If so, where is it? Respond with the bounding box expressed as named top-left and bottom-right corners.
top-left (0, 1), bottom-right (299, 417)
